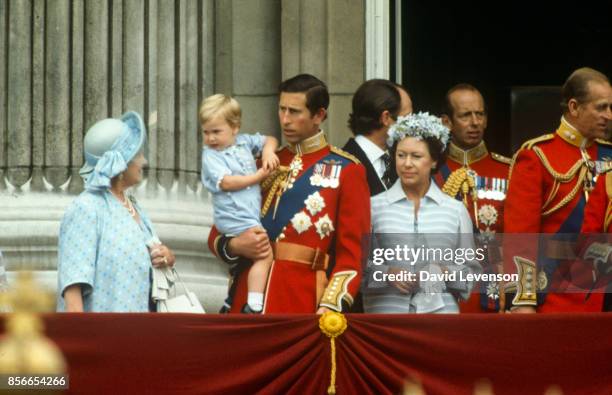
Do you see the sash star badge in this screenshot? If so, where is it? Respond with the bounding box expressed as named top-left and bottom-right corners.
top-left (290, 212), bottom-right (312, 234)
top-left (315, 214), bottom-right (334, 239)
top-left (305, 192), bottom-right (326, 216)
top-left (537, 271), bottom-right (548, 291)
top-left (486, 281), bottom-right (499, 300)
top-left (478, 204), bottom-right (498, 227)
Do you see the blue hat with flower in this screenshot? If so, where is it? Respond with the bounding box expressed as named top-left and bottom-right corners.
top-left (386, 112), bottom-right (450, 150)
top-left (80, 111), bottom-right (146, 191)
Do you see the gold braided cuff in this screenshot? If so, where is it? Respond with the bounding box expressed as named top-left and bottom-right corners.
top-left (584, 242), bottom-right (612, 266)
top-left (319, 271), bottom-right (357, 312)
top-left (509, 256), bottom-right (540, 306)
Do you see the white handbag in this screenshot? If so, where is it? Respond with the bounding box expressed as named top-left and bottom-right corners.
top-left (156, 268), bottom-right (205, 314)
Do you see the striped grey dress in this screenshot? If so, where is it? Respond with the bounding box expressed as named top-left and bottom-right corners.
top-left (362, 179), bottom-right (481, 313)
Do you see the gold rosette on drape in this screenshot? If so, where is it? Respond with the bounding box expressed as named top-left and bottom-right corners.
top-left (319, 311), bottom-right (348, 395)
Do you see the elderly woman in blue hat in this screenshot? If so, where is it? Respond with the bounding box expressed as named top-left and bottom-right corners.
top-left (57, 111), bottom-right (175, 312)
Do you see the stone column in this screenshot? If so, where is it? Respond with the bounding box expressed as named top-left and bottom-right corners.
top-left (6, 0), bottom-right (32, 189)
top-left (281, 0), bottom-right (366, 146)
top-left (215, 0), bottom-right (282, 136)
top-left (0, 0), bottom-right (224, 311)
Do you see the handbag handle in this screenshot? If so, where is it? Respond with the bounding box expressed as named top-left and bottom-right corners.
top-left (170, 268), bottom-right (191, 296)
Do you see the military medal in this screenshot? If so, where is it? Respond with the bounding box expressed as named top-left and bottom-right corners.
top-left (310, 160), bottom-right (341, 188)
top-left (483, 176), bottom-right (492, 200)
top-left (492, 178), bottom-right (500, 200)
top-left (592, 159), bottom-right (612, 175)
top-left (477, 176), bottom-right (486, 200)
top-left (476, 176), bottom-right (507, 201)
top-left (581, 149), bottom-right (596, 199)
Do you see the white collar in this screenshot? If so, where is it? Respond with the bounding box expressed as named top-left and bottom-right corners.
top-left (385, 178), bottom-right (445, 206)
top-left (355, 135), bottom-right (387, 164)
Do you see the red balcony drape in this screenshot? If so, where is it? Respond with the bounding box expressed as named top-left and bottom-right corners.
top-left (3, 313), bottom-right (611, 395)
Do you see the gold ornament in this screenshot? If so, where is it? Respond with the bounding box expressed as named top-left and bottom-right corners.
top-left (0, 272), bottom-right (66, 375)
top-left (442, 167), bottom-right (479, 227)
top-left (319, 311), bottom-right (348, 395)
top-left (260, 165), bottom-right (290, 218)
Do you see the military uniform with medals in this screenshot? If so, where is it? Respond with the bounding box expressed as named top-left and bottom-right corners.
top-left (503, 117), bottom-right (612, 312)
top-left (434, 140), bottom-right (511, 312)
top-left (582, 169), bottom-right (612, 234)
top-left (208, 132), bottom-right (370, 313)
top-left (581, 169), bottom-right (612, 311)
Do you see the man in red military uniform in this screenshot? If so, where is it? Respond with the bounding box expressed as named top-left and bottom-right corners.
top-left (580, 170), bottom-right (612, 311)
top-left (504, 67), bottom-right (612, 313)
top-left (208, 74), bottom-right (370, 313)
top-left (582, 171), bottom-right (612, 234)
top-left (435, 84), bottom-right (511, 312)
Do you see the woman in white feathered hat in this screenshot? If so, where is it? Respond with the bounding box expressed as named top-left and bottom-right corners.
top-left (363, 112), bottom-right (482, 314)
top-left (57, 111), bottom-right (175, 312)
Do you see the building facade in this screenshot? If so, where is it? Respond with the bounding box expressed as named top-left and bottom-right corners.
top-left (0, 0), bottom-right (367, 310)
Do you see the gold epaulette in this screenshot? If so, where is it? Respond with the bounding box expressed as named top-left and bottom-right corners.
top-left (509, 134), bottom-right (555, 180)
top-left (596, 138), bottom-right (612, 147)
top-left (520, 134), bottom-right (554, 150)
top-left (491, 152), bottom-right (512, 165)
top-left (330, 146), bottom-right (360, 164)
top-left (508, 151), bottom-right (520, 179)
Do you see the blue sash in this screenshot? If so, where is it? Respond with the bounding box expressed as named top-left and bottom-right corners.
top-left (261, 152), bottom-right (351, 241)
top-left (439, 164), bottom-right (451, 188)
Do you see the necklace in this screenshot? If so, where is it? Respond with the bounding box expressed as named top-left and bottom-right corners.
top-left (112, 190), bottom-right (137, 218)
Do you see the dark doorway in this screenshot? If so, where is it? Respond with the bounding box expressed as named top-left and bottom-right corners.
top-left (398, 1), bottom-right (612, 156)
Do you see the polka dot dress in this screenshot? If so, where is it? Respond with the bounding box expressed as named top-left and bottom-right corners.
top-left (57, 190), bottom-right (155, 312)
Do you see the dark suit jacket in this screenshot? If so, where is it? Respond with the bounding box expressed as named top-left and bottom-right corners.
top-left (342, 137), bottom-right (396, 196)
top-left (342, 137), bottom-right (397, 313)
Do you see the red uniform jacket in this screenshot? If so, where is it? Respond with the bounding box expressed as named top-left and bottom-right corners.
top-left (435, 141), bottom-right (510, 312)
top-left (208, 133), bottom-right (370, 313)
top-left (503, 117), bottom-right (612, 312)
top-left (435, 141), bottom-right (510, 235)
top-left (582, 172), bottom-right (612, 233)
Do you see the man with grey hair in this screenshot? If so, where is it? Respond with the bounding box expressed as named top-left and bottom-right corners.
top-left (504, 67), bottom-right (612, 313)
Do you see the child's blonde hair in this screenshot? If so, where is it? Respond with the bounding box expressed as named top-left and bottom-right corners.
top-left (198, 94), bottom-right (241, 129)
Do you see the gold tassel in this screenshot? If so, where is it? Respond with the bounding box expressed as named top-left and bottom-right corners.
top-left (442, 167), bottom-right (478, 225)
top-left (319, 311), bottom-right (348, 395)
top-left (328, 337), bottom-right (337, 395)
top-left (260, 166), bottom-right (290, 218)
top-left (402, 378), bottom-right (426, 395)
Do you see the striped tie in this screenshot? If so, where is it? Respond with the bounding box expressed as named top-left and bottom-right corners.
top-left (381, 152), bottom-right (394, 189)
